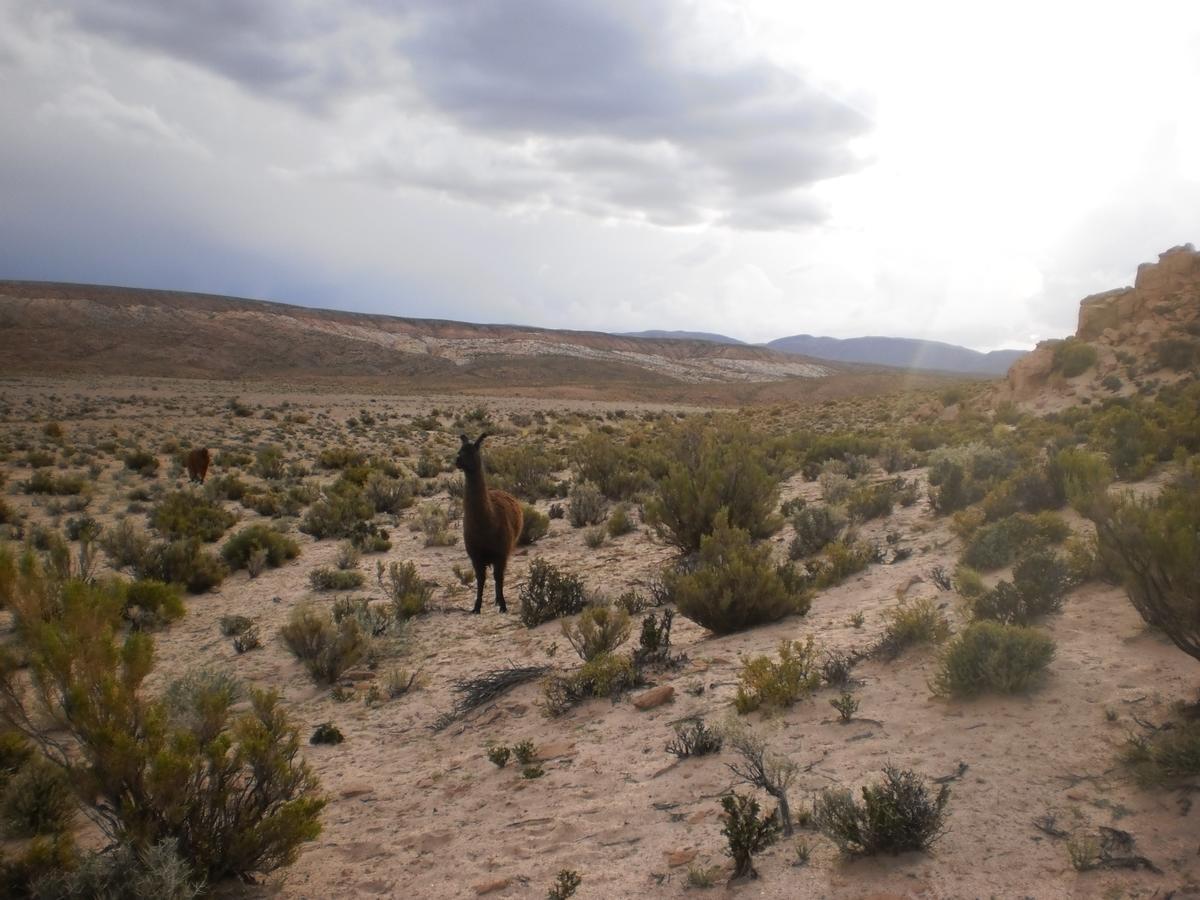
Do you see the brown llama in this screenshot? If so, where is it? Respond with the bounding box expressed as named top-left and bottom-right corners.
top-left (185, 447), bottom-right (211, 484)
top-left (455, 433), bottom-right (523, 614)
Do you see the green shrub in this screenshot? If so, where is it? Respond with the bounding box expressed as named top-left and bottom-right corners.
top-left (309, 723), bottom-right (344, 746)
top-left (1122, 718), bottom-right (1200, 786)
top-left (1153, 337), bottom-right (1198, 371)
top-left (846, 481), bottom-right (898, 522)
top-left (932, 621), bottom-right (1055, 696)
top-left (572, 432), bottom-right (652, 500)
top-left (363, 471), bottom-right (416, 514)
top-left (972, 551), bottom-right (1071, 625)
top-left (1, 757), bottom-right (74, 837)
top-left (485, 445), bottom-right (560, 500)
top-left (670, 513), bottom-right (810, 634)
top-left (1054, 338), bottom-right (1098, 377)
top-left (28, 839), bottom-right (200, 900)
top-left (145, 540), bottom-right (227, 594)
top-left (317, 446), bottom-right (366, 470)
top-left (566, 481), bottom-right (608, 528)
top-left (412, 502), bottom-right (457, 547)
top-left (123, 449), bottom-right (160, 477)
top-left (221, 524), bottom-right (300, 571)
top-left (123, 579), bottom-right (185, 628)
top-left (541, 652), bottom-right (640, 714)
top-left (0, 561), bottom-right (324, 883)
top-left (280, 604), bottom-right (367, 684)
top-left (666, 719), bottom-right (724, 758)
top-left (376, 560), bottom-right (432, 619)
top-left (518, 559), bottom-right (587, 628)
top-left (561, 606), bottom-right (631, 662)
top-left (814, 766), bottom-right (949, 855)
top-left (645, 419), bottom-right (782, 552)
top-left (875, 598), bottom-right (950, 659)
top-left (299, 485), bottom-right (373, 539)
top-left (606, 503), bottom-right (636, 537)
top-left (928, 462), bottom-right (970, 514)
top-left (960, 512), bottom-right (1069, 570)
top-left (734, 637), bottom-right (820, 713)
top-left (720, 792), bottom-right (780, 879)
top-left (24, 471), bottom-right (87, 496)
top-left (151, 492), bottom-right (236, 542)
top-left (812, 539), bottom-right (877, 589)
top-left (308, 567), bottom-right (365, 591)
top-left (788, 505), bottom-right (843, 559)
top-left (1049, 448), bottom-right (1112, 504)
top-left (518, 504), bottom-right (550, 545)
top-left (1083, 471), bottom-right (1200, 662)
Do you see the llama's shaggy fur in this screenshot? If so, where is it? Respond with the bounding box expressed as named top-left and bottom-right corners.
top-left (185, 447), bottom-right (211, 484)
top-left (456, 434), bottom-right (523, 614)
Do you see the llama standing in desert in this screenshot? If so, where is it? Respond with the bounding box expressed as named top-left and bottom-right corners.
top-left (455, 433), bottom-right (523, 614)
top-left (185, 447), bottom-right (211, 484)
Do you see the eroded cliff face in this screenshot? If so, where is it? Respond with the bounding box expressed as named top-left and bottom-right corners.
top-left (999, 244), bottom-right (1200, 409)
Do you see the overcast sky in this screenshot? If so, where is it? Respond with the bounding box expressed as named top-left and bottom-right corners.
top-left (2, 1), bottom-right (1198, 349)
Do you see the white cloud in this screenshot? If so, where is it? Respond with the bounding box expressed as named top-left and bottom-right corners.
top-left (37, 84), bottom-right (207, 155)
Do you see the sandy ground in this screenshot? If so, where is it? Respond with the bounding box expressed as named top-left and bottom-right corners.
top-left (0, 376), bottom-right (1196, 900)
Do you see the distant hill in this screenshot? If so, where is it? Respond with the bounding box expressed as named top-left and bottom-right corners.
top-left (767, 334), bottom-right (1026, 375)
top-left (0, 282), bottom-right (835, 391)
top-left (620, 330), bottom-right (745, 345)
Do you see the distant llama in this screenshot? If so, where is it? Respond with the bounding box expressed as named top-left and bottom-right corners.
top-left (185, 447), bottom-right (211, 484)
top-left (455, 434), bottom-right (523, 613)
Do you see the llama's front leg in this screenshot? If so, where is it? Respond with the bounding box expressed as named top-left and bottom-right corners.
top-left (472, 561), bottom-right (487, 614)
top-left (493, 558), bottom-right (509, 613)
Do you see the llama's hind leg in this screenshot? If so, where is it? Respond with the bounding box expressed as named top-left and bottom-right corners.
top-left (471, 560), bottom-right (487, 614)
top-left (493, 558), bottom-right (509, 613)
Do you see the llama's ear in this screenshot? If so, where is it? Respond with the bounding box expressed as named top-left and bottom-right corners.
top-left (475, 432), bottom-right (490, 448)
top-left (459, 434), bottom-right (470, 445)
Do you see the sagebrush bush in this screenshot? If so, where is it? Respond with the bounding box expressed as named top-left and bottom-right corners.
top-left (1084, 470), bottom-right (1200, 663)
top-left (960, 512), bottom-right (1069, 570)
top-left (144, 539), bottom-right (227, 594)
top-left (485, 444), bottom-right (560, 500)
top-left (151, 491), bottom-right (236, 542)
top-left (815, 766), bottom-right (949, 855)
top-left (875, 598), bottom-right (950, 660)
top-left (24, 471), bottom-right (87, 496)
top-left (811, 538), bottom-right (875, 588)
top-left (123, 579), bottom-right (185, 628)
top-left (734, 637), bottom-right (820, 714)
top-left (30, 839), bottom-right (201, 899)
top-left (280, 604), bottom-right (367, 683)
top-left (221, 524), bottom-right (300, 571)
top-left (606, 503), bottom-right (636, 537)
top-left (571, 431), bottom-right (654, 500)
top-left (518, 559), bottom-right (587, 628)
top-left (666, 719), bottom-right (723, 758)
top-left (567, 481), bottom-right (608, 528)
top-left (932, 621), bottom-right (1055, 696)
top-left (1152, 337), bottom-right (1198, 371)
top-left (670, 513), bottom-right (810, 634)
top-left (972, 551), bottom-right (1070, 625)
top-left (518, 504), bottom-right (550, 545)
top-left (0, 757), bottom-right (74, 837)
top-left (788, 505), bottom-right (843, 559)
top-left (363, 471), bottom-right (416, 514)
top-left (1053, 338), bottom-right (1098, 377)
top-left (308, 567), bottom-right (365, 591)
top-left (541, 652), bottom-right (639, 714)
top-left (299, 484), bottom-right (373, 539)
top-left (123, 449), bottom-right (160, 477)
top-left (561, 605), bottom-right (631, 662)
top-left (645, 419), bottom-right (782, 552)
top-left (0, 557), bottom-right (324, 883)
top-left (376, 560), bottom-right (432, 619)
top-left (1122, 718), bottom-right (1200, 786)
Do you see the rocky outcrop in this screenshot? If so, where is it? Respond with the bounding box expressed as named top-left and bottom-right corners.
top-left (998, 245), bottom-right (1200, 408)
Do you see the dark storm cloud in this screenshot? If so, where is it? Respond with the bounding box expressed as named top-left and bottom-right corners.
top-left (51, 0), bottom-right (870, 229)
top-left (59, 0), bottom-right (379, 110)
top-left (394, 0), bottom-right (869, 225)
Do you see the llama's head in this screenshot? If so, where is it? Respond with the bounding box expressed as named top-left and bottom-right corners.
top-left (455, 433), bottom-right (489, 473)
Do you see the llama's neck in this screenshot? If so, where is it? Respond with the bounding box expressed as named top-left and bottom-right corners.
top-left (463, 467), bottom-right (493, 521)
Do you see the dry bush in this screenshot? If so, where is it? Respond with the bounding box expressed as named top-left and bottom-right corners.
top-left (280, 604), bottom-right (367, 684)
top-left (932, 621), bottom-right (1055, 697)
top-left (815, 766), bottom-right (949, 855)
top-left (561, 605), bottom-right (631, 662)
top-left (734, 637), bottom-right (820, 714)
